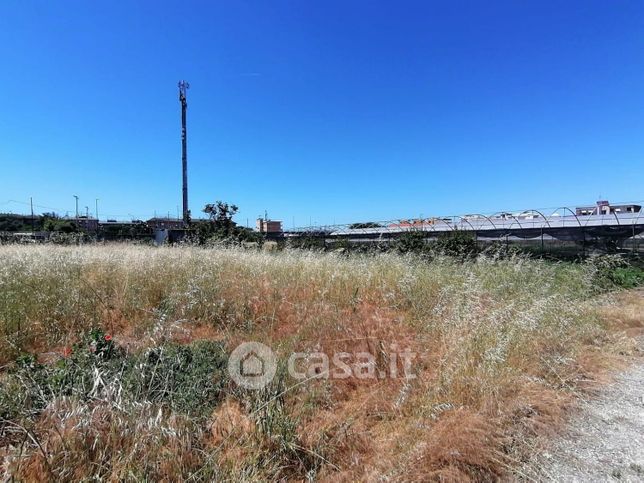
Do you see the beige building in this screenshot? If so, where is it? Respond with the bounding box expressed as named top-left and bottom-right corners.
top-left (576, 201), bottom-right (641, 216)
top-left (256, 218), bottom-right (283, 234)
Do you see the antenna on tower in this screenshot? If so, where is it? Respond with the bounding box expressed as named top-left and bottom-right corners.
top-left (178, 80), bottom-right (190, 226)
top-left (178, 80), bottom-right (190, 98)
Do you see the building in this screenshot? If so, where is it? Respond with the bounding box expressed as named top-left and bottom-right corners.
top-left (576, 201), bottom-right (641, 216)
top-left (146, 217), bottom-right (185, 230)
top-left (256, 218), bottom-right (283, 234)
top-left (73, 216), bottom-right (99, 231)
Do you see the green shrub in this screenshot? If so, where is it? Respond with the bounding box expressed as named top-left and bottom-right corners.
top-left (586, 255), bottom-right (644, 290)
top-left (394, 230), bottom-right (429, 254)
top-left (0, 330), bottom-right (229, 427)
top-left (125, 340), bottom-right (228, 415)
top-left (433, 230), bottom-right (478, 258)
top-left (288, 234), bottom-right (326, 250)
top-left (610, 266), bottom-right (644, 289)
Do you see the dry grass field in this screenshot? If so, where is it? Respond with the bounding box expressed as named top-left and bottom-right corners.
top-left (0, 244), bottom-right (641, 481)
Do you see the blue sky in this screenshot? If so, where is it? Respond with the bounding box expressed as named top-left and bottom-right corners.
top-left (1, 1), bottom-right (642, 226)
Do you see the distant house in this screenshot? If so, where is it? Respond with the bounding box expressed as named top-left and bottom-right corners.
top-left (576, 201), bottom-right (641, 216)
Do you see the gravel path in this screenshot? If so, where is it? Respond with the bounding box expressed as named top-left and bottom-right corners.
top-left (521, 347), bottom-right (644, 482)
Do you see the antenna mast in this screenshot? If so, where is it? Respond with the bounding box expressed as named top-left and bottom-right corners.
top-left (178, 80), bottom-right (190, 225)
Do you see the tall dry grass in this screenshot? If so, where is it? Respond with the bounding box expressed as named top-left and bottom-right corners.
top-left (0, 244), bottom-right (639, 481)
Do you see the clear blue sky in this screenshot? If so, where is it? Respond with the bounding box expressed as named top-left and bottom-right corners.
top-left (1, 1), bottom-right (642, 226)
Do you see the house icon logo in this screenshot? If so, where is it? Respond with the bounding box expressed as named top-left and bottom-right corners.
top-left (228, 342), bottom-right (277, 390)
top-left (240, 351), bottom-right (265, 377)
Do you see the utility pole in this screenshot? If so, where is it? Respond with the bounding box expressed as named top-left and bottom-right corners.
top-left (73, 195), bottom-right (79, 219)
top-left (30, 197), bottom-right (35, 233)
top-left (178, 80), bottom-right (190, 226)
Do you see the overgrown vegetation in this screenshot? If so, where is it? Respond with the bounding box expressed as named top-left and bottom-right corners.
top-left (0, 213), bottom-right (80, 233)
top-left (0, 214), bottom-right (43, 232)
top-left (586, 254), bottom-right (644, 290)
top-left (393, 229), bottom-right (478, 257)
top-left (0, 244), bottom-right (641, 480)
top-left (1, 329), bottom-right (228, 424)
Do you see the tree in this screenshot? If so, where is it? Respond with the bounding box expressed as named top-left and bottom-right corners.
top-left (203, 201), bottom-right (238, 230)
top-left (43, 218), bottom-right (79, 233)
top-left (194, 201), bottom-right (249, 244)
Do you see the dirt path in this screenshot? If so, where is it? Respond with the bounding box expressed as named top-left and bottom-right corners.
top-left (521, 347), bottom-right (644, 482)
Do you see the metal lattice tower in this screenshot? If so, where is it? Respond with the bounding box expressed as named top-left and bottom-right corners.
top-left (178, 80), bottom-right (190, 225)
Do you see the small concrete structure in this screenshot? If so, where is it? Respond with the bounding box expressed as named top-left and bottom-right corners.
top-left (154, 228), bottom-right (189, 245)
